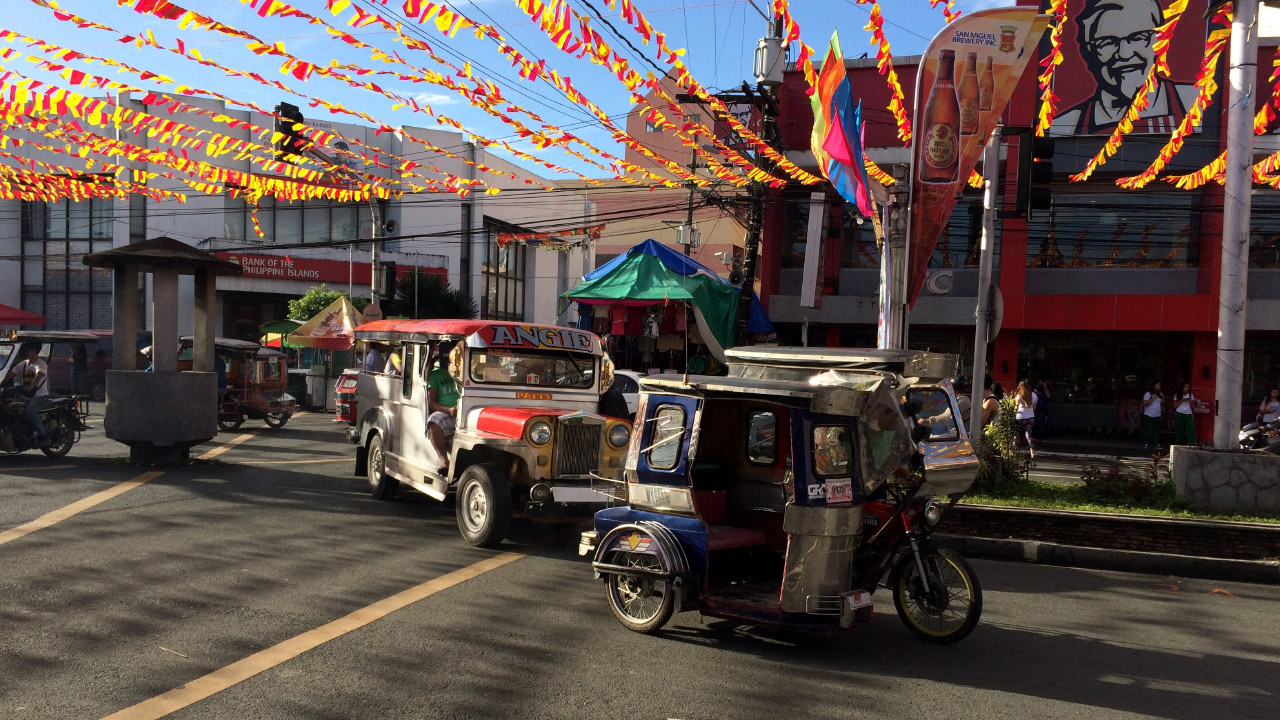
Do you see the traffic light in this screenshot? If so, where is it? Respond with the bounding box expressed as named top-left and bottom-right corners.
top-left (274, 102), bottom-right (307, 163)
top-left (1015, 133), bottom-right (1054, 218)
top-left (379, 261), bottom-right (397, 302)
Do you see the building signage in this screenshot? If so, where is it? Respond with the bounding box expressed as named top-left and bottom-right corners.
top-left (215, 252), bottom-right (446, 285)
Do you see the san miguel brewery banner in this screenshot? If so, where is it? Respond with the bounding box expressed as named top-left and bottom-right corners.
top-left (907, 8), bottom-right (1050, 305)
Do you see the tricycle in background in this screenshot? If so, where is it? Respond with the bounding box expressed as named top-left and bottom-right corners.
top-left (175, 337), bottom-right (297, 431)
top-left (580, 348), bottom-right (982, 643)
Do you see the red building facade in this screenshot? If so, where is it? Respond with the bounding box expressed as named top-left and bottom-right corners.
top-left (761, 0), bottom-right (1280, 439)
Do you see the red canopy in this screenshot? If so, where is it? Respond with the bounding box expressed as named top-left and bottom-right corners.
top-left (0, 303), bottom-right (45, 326)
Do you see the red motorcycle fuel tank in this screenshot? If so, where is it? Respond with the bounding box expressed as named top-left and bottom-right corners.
top-left (862, 500), bottom-right (897, 535)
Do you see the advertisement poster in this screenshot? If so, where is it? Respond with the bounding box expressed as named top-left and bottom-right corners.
top-left (1045, 0), bottom-right (1209, 137)
top-left (907, 8), bottom-right (1050, 305)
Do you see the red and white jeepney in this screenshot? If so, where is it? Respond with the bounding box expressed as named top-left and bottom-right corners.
top-left (350, 320), bottom-right (632, 547)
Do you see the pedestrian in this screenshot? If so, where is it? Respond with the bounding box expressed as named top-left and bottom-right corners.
top-left (1141, 380), bottom-right (1164, 451)
top-left (2, 341), bottom-right (51, 446)
top-left (1014, 379), bottom-right (1037, 459)
top-left (1173, 381), bottom-right (1197, 446)
top-left (980, 376), bottom-right (1001, 429)
top-left (953, 376), bottom-right (973, 420)
top-left (1034, 377), bottom-right (1052, 439)
top-left (1259, 387), bottom-right (1280, 423)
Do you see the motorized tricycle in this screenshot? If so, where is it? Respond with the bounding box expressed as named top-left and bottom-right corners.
top-left (175, 337), bottom-right (297, 431)
top-left (0, 330), bottom-right (93, 458)
top-left (352, 320), bottom-right (632, 547)
top-left (580, 348), bottom-right (982, 643)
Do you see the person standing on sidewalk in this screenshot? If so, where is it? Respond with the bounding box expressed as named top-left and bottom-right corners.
top-left (980, 377), bottom-right (1002, 429)
top-left (1259, 387), bottom-right (1280, 423)
top-left (1173, 381), bottom-right (1197, 447)
top-left (1034, 377), bottom-right (1052, 440)
top-left (1141, 381), bottom-right (1164, 451)
top-left (1014, 379), bottom-right (1037, 460)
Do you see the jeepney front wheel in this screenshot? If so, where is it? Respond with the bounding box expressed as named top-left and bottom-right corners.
top-left (455, 463), bottom-right (511, 548)
top-left (366, 434), bottom-right (398, 501)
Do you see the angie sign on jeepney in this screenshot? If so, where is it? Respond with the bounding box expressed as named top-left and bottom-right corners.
top-left (475, 325), bottom-right (600, 353)
top-left (907, 8), bottom-right (1050, 306)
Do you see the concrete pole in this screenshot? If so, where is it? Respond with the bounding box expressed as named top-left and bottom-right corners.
top-left (151, 269), bottom-right (179, 373)
top-left (111, 265), bottom-right (138, 372)
top-left (970, 128), bottom-right (1001, 443)
top-left (884, 164), bottom-right (911, 349)
top-left (192, 270), bottom-right (216, 373)
top-left (369, 199), bottom-right (382, 301)
top-left (1214, 0), bottom-right (1259, 449)
top-left (684, 138), bottom-right (698, 257)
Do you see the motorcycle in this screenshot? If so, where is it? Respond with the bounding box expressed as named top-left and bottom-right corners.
top-left (0, 386), bottom-right (89, 458)
top-left (1240, 418), bottom-right (1280, 453)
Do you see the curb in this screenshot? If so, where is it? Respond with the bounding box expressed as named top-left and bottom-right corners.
top-left (1036, 451), bottom-right (1151, 461)
top-left (935, 533), bottom-right (1280, 585)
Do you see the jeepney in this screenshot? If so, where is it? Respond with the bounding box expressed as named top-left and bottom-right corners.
top-left (352, 320), bottom-right (632, 547)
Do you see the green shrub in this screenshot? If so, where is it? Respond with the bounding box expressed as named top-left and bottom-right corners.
top-left (1079, 456), bottom-right (1186, 509)
top-left (974, 397), bottom-right (1028, 492)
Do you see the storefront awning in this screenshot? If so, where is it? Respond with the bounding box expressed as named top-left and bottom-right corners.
top-left (0, 303), bottom-right (46, 326)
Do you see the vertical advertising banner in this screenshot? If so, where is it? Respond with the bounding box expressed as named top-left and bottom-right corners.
top-left (800, 192), bottom-right (828, 309)
top-left (907, 8), bottom-right (1050, 305)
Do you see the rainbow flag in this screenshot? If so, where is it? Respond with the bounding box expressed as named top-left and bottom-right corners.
top-left (810, 32), bottom-right (846, 177)
top-left (810, 30), bottom-right (874, 218)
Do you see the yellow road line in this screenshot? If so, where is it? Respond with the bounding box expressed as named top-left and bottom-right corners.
top-left (101, 552), bottom-right (525, 720)
top-left (0, 431), bottom-right (259, 547)
top-left (0, 470), bottom-right (163, 546)
top-left (240, 457), bottom-right (350, 465)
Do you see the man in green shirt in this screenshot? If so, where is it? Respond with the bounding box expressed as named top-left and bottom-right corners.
top-left (427, 342), bottom-right (460, 476)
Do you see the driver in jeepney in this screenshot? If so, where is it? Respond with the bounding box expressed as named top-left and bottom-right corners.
top-left (426, 341), bottom-right (459, 476)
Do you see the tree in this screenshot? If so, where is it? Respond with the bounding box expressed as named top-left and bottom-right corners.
top-left (288, 284), bottom-right (370, 321)
top-left (390, 272), bottom-right (478, 319)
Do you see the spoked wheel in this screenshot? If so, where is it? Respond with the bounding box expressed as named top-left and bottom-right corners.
top-left (217, 415), bottom-right (243, 432)
top-left (366, 434), bottom-right (398, 501)
top-left (603, 550), bottom-right (675, 634)
top-left (891, 548), bottom-right (982, 645)
top-left (40, 415), bottom-right (73, 458)
top-left (264, 413), bottom-right (289, 428)
top-left (454, 463), bottom-right (511, 548)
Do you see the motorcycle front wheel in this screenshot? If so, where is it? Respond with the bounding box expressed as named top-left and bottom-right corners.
top-left (264, 413), bottom-right (289, 428)
top-left (891, 547), bottom-right (982, 645)
top-left (41, 415), bottom-right (73, 458)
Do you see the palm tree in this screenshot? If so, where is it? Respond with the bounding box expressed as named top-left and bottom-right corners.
top-left (390, 272), bottom-right (478, 319)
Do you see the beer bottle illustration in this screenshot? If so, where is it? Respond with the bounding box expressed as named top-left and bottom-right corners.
top-left (919, 49), bottom-right (960, 184)
top-left (979, 56), bottom-right (995, 112)
top-left (959, 52), bottom-right (980, 135)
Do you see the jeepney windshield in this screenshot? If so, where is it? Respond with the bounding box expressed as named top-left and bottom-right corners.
top-left (469, 348), bottom-right (595, 389)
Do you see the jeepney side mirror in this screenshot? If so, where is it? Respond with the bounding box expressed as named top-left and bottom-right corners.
top-left (599, 353), bottom-right (615, 396)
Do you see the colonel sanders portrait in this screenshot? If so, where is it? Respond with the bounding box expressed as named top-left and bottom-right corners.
top-left (1050, 0), bottom-right (1197, 136)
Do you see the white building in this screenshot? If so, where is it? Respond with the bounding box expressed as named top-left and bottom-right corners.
top-left (0, 95), bottom-right (593, 338)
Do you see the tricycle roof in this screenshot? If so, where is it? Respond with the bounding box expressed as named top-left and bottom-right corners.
top-left (725, 347), bottom-right (959, 382)
top-left (0, 330), bottom-right (100, 343)
top-left (355, 319), bottom-right (602, 355)
top-left (640, 374), bottom-right (873, 416)
top-left (178, 336), bottom-right (261, 352)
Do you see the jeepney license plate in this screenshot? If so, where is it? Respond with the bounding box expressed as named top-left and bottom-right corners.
top-left (843, 590), bottom-right (873, 610)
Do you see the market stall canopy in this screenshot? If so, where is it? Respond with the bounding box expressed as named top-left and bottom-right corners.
top-left (0, 303), bottom-right (46, 326)
top-left (563, 239), bottom-right (774, 349)
top-left (261, 318), bottom-right (303, 348)
top-left (287, 297), bottom-right (365, 350)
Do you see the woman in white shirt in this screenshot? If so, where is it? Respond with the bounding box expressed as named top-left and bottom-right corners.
top-left (1141, 381), bottom-right (1164, 451)
top-left (1173, 381), bottom-right (1197, 447)
top-left (1013, 379), bottom-right (1037, 459)
top-left (1259, 387), bottom-right (1280, 424)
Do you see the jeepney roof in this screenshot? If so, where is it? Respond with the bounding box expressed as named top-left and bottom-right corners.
top-left (0, 330), bottom-right (100, 344)
top-left (178, 336), bottom-right (261, 352)
top-left (725, 346), bottom-right (960, 381)
top-left (354, 319), bottom-right (602, 354)
top-left (640, 374), bottom-right (874, 417)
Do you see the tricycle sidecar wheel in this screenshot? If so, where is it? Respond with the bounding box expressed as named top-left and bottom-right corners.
top-left (264, 413), bottom-right (289, 428)
top-left (891, 548), bottom-right (983, 645)
top-left (454, 463), bottom-right (511, 548)
top-left (40, 415), bottom-right (73, 458)
top-left (603, 551), bottom-right (675, 634)
top-left (218, 416), bottom-right (243, 432)
top-left (366, 434), bottom-right (398, 501)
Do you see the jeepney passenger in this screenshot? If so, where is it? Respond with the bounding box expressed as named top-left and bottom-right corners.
top-left (427, 342), bottom-right (460, 475)
top-left (364, 343), bottom-right (386, 374)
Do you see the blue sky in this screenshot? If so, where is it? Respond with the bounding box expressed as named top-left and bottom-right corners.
top-left (0, 0), bottom-right (999, 180)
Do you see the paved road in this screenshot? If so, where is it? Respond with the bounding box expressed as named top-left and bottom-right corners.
top-left (2, 414), bottom-right (1277, 720)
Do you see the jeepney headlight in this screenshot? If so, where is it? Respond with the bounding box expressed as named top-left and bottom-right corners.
top-left (528, 420), bottom-right (552, 446)
top-left (608, 424), bottom-right (630, 448)
top-left (923, 498), bottom-right (944, 527)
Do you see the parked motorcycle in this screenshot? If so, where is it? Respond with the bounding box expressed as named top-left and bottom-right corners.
top-left (1240, 419), bottom-right (1280, 453)
top-left (0, 386), bottom-right (88, 458)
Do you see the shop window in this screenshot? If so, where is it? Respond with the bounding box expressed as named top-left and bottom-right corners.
top-left (648, 405), bottom-right (686, 470)
top-left (1250, 191), bottom-right (1280, 268)
top-left (481, 222), bottom-right (526, 321)
top-left (226, 195), bottom-right (372, 246)
top-left (1025, 192), bottom-right (1198, 268)
top-left (20, 198), bottom-right (114, 330)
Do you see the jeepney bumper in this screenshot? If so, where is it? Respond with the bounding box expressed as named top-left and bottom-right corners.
top-left (523, 482), bottom-right (616, 521)
top-left (578, 530), bottom-right (599, 557)
top-left (345, 427), bottom-right (359, 444)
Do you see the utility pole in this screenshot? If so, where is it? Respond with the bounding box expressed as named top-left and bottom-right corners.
top-left (970, 127), bottom-right (1000, 443)
top-left (880, 164), bottom-right (911, 349)
top-left (366, 199), bottom-right (383, 320)
top-left (1214, 0), bottom-right (1259, 448)
top-left (682, 139), bottom-right (698, 256)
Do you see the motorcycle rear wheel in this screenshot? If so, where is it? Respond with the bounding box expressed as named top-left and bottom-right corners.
top-left (603, 550), bottom-right (675, 634)
top-left (891, 548), bottom-right (982, 645)
top-left (41, 415), bottom-right (73, 458)
top-left (218, 416), bottom-right (243, 432)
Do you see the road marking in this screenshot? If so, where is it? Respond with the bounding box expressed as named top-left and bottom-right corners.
top-left (100, 552), bottom-right (525, 720)
top-left (0, 470), bottom-right (163, 547)
top-left (240, 457), bottom-right (350, 465)
top-left (0, 431), bottom-right (259, 547)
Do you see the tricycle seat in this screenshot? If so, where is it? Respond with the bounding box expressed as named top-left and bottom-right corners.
top-left (707, 526), bottom-right (767, 552)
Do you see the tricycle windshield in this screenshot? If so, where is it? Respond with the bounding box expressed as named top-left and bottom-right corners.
top-left (469, 348), bottom-right (595, 389)
top-left (0, 344), bottom-right (13, 371)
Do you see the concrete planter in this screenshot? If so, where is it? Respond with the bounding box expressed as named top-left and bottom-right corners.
top-left (1170, 445), bottom-right (1280, 514)
top-left (105, 370), bottom-right (217, 463)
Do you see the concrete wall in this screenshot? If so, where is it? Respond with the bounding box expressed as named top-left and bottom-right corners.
top-left (1171, 446), bottom-right (1280, 515)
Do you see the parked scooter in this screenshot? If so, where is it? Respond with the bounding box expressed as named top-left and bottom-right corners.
top-left (1239, 418), bottom-right (1280, 453)
top-left (0, 386), bottom-right (88, 458)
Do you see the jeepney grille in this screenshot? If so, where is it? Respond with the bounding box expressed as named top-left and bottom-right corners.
top-left (555, 420), bottom-right (602, 478)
